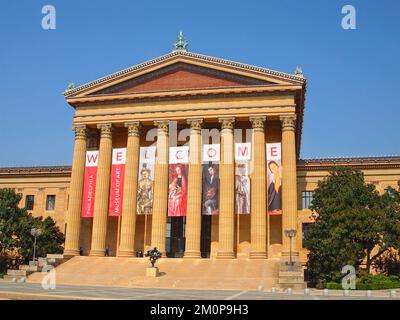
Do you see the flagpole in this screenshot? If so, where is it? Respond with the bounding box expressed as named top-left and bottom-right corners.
top-left (144, 213), bottom-right (148, 252)
top-left (116, 215), bottom-right (121, 256)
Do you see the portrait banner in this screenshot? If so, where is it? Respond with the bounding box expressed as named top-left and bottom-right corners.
top-left (168, 146), bottom-right (189, 217)
top-left (202, 163), bottom-right (219, 215)
top-left (235, 161), bottom-right (250, 214)
top-left (109, 148), bottom-right (126, 217)
top-left (82, 150), bottom-right (99, 218)
top-left (267, 143), bottom-right (282, 215)
top-left (137, 146), bottom-right (156, 215)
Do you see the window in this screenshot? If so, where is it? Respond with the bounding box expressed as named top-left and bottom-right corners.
top-left (25, 195), bottom-right (35, 210)
top-left (302, 223), bottom-right (313, 241)
top-left (301, 191), bottom-right (314, 209)
top-left (46, 195), bottom-right (56, 211)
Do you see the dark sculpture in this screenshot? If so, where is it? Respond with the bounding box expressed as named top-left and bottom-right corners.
top-left (145, 247), bottom-right (162, 268)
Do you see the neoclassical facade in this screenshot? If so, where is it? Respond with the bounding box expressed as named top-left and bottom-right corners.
top-left (1, 41), bottom-right (400, 284)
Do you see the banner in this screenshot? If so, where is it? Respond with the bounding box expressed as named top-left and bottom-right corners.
top-left (82, 150), bottom-right (99, 218)
top-left (235, 143), bottom-right (251, 214)
top-left (137, 146), bottom-right (156, 215)
top-left (235, 162), bottom-right (250, 214)
top-left (168, 146), bottom-right (189, 217)
top-left (202, 144), bottom-right (220, 215)
top-left (267, 143), bottom-right (282, 215)
top-left (109, 148), bottom-right (126, 217)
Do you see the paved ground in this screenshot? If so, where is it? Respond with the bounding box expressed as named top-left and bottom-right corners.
top-left (0, 282), bottom-right (399, 300)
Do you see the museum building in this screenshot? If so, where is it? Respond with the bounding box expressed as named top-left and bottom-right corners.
top-left (1, 34), bottom-right (400, 272)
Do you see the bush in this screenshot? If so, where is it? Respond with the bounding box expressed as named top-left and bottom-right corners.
top-left (324, 274), bottom-right (400, 290)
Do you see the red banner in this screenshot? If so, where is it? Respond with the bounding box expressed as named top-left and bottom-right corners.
top-left (168, 147), bottom-right (189, 217)
top-left (109, 148), bottom-right (126, 216)
top-left (82, 151), bottom-right (99, 218)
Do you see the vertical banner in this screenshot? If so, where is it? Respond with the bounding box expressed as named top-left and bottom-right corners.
top-left (109, 148), bottom-right (126, 217)
top-left (168, 146), bottom-right (189, 217)
top-left (267, 143), bottom-right (282, 215)
top-left (137, 146), bottom-right (156, 215)
top-left (202, 144), bottom-right (220, 215)
top-left (82, 150), bottom-right (99, 218)
top-left (235, 143), bottom-right (251, 214)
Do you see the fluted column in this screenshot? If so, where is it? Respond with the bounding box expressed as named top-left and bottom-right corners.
top-left (150, 120), bottom-right (169, 255)
top-left (118, 122), bottom-right (140, 257)
top-left (64, 125), bottom-right (87, 256)
top-left (90, 124), bottom-right (113, 257)
top-left (184, 119), bottom-right (203, 258)
top-left (217, 117), bottom-right (235, 259)
top-left (280, 115), bottom-right (299, 258)
top-left (249, 116), bottom-right (267, 258)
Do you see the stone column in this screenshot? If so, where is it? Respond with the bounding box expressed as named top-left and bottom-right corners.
top-left (184, 119), bottom-right (203, 259)
top-left (217, 117), bottom-right (235, 259)
top-left (64, 125), bottom-right (87, 256)
top-left (118, 122), bottom-right (140, 257)
top-left (280, 115), bottom-right (299, 258)
top-left (249, 116), bottom-right (267, 258)
top-left (90, 124), bottom-right (113, 257)
top-left (150, 120), bottom-right (169, 255)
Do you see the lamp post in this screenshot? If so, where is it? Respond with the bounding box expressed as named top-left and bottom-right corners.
top-left (31, 228), bottom-right (42, 265)
top-left (284, 229), bottom-right (297, 271)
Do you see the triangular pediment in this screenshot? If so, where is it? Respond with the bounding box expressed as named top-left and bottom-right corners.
top-left (90, 62), bottom-right (272, 95)
top-left (65, 51), bottom-right (305, 99)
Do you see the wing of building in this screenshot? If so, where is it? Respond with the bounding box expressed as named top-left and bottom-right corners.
top-left (1, 37), bottom-right (399, 287)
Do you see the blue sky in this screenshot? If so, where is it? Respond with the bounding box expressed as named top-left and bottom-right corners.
top-left (0, 0), bottom-right (399, 166)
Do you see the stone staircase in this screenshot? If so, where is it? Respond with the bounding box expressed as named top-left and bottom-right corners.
top-left (2, 254), bottom-right (65, 283)
top-left (27, 256), bottom-right (284, 290)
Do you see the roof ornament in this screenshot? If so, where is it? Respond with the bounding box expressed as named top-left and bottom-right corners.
top-left (65, 81), bottom-right (76, 92)
top-left (173, 30), bottom-right (188, 52)
top-left (294, 66), bottom-right (303, 77)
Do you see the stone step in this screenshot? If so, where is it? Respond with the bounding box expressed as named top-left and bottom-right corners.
top-left (3, 275), bottom-right (27, 283)
top-left (46, 254), bottom-right (64, 260)
top-left (7, 269), bottom-right (27, 276)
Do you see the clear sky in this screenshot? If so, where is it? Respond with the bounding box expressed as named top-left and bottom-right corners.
top-left (0, 0), bottom-right (399, 166)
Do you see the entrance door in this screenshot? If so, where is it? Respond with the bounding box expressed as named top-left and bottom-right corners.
top-left (200, 215), bottom-right (212, 258)
top-left (166, 217), bottom-right (186, 257)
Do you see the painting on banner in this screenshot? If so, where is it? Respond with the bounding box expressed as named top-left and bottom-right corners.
top-left (109, 148), bottom-right (126, 217)
top-left (82, 150), bottom-right (99, 218)
top-left (267, 143), bottom-right (282, 215)
top-left (137, 146), bottom-right (156, 215)
top-left (235, 143), bottom-right (251, 214)
top-left (168, 146), bottom-right (189, 217)
top-left (202, 144), bottom-right (220, 215)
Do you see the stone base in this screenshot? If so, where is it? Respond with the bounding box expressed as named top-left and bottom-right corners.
top-left (184, 251), bottom-right (201, 259)
top-left (278, 258), bottom-right (306, 290)
top-left (249, 251), bottom-right (267, 259)
top-left (146, 267), bottom-right (159, 277)
top-left (89, 249), bottom-right (106, 257)
top-left (216, 251), bottom-right (235, 259)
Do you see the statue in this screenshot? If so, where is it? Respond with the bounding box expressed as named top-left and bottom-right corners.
top-left (145, 247), bottom-right (162, 268)
top-left (173, 30), bottom-right (188, 52)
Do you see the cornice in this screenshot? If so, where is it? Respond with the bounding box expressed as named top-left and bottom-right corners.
top-left (297, 156), bottom-right (400, 171)
top-left (64, 51), bottom-right (306, 99)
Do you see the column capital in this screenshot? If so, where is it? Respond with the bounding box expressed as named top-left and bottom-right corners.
top-left (218, 117), bottom-right (235, 130)
top-left (97, 123), bottom-right (113, 138)
top-left (73, 125), bottom-right (87, 140)
top-left (125, 121), bottom-right (140, 137)
top-left (280, 115), bottom-right (296, 131)
top-left (249, 116), bottom-right (266, 131)
top-left (187, 119), bottom-right (203, 132)
top-left (154, 120), bottom-right (169, 134)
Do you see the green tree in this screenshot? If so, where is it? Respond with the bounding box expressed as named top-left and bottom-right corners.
top-left (0, 188), bottom-right (64, 266)
top-left (304, 167), bottom-right (400, 283)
